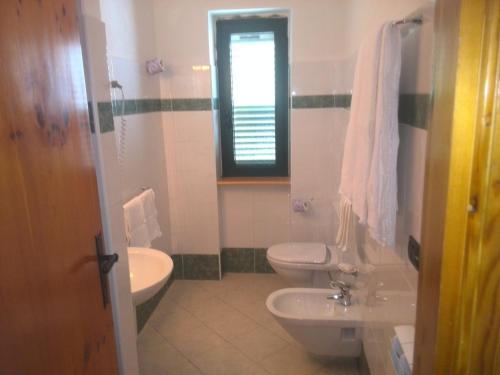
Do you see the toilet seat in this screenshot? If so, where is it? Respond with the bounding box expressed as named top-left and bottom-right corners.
top-left (267, 242), bottom-right (332, 266)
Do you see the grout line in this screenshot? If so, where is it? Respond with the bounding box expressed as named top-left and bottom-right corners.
top-left (253, 248), bottom-right (256, 273)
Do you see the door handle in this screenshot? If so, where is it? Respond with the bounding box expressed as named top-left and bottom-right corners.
top-left (99, 253), bottom-right (119, 274)
top-left (95, 232), bottom-right (118, 307)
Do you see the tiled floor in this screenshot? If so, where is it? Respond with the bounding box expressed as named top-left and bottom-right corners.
top-left (138, 273), bottom-right (360, 375)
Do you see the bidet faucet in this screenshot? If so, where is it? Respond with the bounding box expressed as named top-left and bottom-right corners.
top-left (327, 280), bottom-right (352, 306)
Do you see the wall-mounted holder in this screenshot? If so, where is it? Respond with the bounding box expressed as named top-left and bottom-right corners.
top-left (292, 198), bottom-right (313, 213)
top-left (146, 58), bottom-right (166, 75)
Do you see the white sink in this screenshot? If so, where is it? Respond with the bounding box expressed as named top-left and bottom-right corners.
top-left (127, 247), bottom-right (173, 306)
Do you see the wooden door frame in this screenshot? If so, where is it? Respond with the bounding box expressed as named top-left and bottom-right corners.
top-left (414, 0), bottom-right (500, 374)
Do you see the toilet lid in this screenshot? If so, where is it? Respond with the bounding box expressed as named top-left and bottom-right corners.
top-left (267, 242), bottom-right (329, 265)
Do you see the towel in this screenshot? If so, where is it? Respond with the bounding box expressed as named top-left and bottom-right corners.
top-left (140, 189), bottom-right (162, 242)
top-left (338, 25), bottom-right (384, 222)
top-left (335, 196), bottom-right (358, 252)
top-left (366, 23), bottom-right (401, 247)
top-left (337, 22), bottom-right (401, 248)
top-left (123, 196), bottom-right (151, 247)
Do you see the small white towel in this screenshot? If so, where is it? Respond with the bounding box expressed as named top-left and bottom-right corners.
top-left (335, 196), bottom-right (358, 252)
top-left (141, 189), bottom-right (162, 242)
top-left (123, 196), bottom-right (151, 247)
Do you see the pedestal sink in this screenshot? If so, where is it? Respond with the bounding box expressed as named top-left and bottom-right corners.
top-left (127, 247), bottom-right (173, 306)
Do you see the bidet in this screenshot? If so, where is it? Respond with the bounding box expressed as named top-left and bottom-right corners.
top-left (266, 288), bottom-right (363, 357)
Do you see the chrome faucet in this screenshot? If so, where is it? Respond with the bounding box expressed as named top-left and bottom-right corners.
top-left (327, 280), bottom-right (352, 306)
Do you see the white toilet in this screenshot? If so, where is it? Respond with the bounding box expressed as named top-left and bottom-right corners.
top-left (267, 242), bottom-right (339, 286)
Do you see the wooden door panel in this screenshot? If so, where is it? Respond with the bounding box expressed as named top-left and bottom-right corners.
top-left (0, 1), bottom-right (118, 374)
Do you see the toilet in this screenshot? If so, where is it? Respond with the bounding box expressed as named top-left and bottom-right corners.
top-left (266, 288), bottom-right (363, 357)
top-left (267, 242), bottom-right (339, 286)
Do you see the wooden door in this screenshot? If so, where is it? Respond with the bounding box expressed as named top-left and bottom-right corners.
top-left (414, 0), bottom-right (500, 374)
top-left (0, 0), bottom-right (119, 374)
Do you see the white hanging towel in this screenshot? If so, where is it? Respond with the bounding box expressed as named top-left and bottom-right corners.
top-left (367, 24), bottom-right (402, 247)
top-left (123, 195), bottom-right (151, 247)
top-left (337, 22), bottom-right (401, 248)
top-left (140, 189), bottom-right (162, 242)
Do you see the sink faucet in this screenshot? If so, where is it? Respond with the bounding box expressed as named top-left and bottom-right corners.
top-left (327, 280), bottom-right (352, 306)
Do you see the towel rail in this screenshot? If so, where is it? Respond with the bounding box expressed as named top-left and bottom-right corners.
top-left (125, 186), bottom-right (151, 205)
top-left (393, 16), bottom-right (423, 26)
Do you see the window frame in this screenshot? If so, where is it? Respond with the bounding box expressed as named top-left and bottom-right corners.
top-left (216, 17), bottom-right (289, 177)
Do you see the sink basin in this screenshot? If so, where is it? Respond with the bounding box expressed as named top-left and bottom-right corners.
top-left (127, 247), bottom-right (173, 306)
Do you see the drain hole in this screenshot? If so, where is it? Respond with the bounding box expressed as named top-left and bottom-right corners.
top-left (341, 327), bottom-right (356, 341)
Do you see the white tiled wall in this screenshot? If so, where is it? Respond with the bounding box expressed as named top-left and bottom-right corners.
top-left (290, 108), bottom-right (350, 244)
top-left (102, 0), bottom-right (171, 253)
top-left (161, 110), bottom-right (220, 254)
top-left (219, 186), bottom-right (290, 248)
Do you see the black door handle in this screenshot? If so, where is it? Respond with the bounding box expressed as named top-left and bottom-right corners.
top-left (99, 253), bottom-right (119, 274)
top-left (95, 232), bottom-right (118, 307)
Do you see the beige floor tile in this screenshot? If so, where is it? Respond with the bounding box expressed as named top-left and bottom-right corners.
top-left (228, 326), bottom-right (288, 362)
top-left (138, 340), bottom-right (197, 375)
top-left (205, 309), bottom-right (259, 340)
top-left (196, 279), bottom-right (241, 296)
top-left (316, 358), bottom-right (360, 375)
top-left (137, 325), bottom-right (167, 352)
top-left (234, 297), bottom-right (276, 325)
top-left (191, 342), bottom-right (268, 375)
top-left (139, 360), bottom-right (203, 375)
top-left (261, 344), bottom-right (324, 375)
top-left (244, 275), bottom-right (290, 297)
top-left (163, 280), bottom-right (205, 301)
top-left (167, 323), bottom-right (227, 359)
top-left (147, 302), bottom-right (190, 328)
top-left (168, 285), bottom-right (214, 310)
top-left (217, 287), bottom-right (264, 311)
top-left (261, 316), bottom-right (300, 345)
top-left (155, 294), bottom-right (182, 316)
top-left (186, 296), bottom-right (239, 323)
top-left (196, 274), bottom-right (265, 298)
top-left (153, 309), bottom-right (204, 341)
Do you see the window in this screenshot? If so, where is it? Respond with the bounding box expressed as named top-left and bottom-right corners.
top-left (216, 18), bottom-right (289, 177)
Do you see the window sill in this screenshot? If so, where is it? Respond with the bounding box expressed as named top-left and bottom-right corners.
top-left (217, 177), bottom-right (290, 187)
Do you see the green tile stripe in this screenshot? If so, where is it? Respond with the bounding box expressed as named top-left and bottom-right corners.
top-left (221, 248), bottom-right (275, 274)
top-left (292, 93), bottom-right (430, 129)
top-left (96, 93), bottom-right (429, 133)
top-left (97, 102), bottom-right (114, 133)
top-left (172, 98), bottom-right (212, 111)
top-left (110, 98), bottom-right (213, 115)
top-left (170, 254), bottom-right (220, 280)
top-left (291, 94), bottom-right (352, 109)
